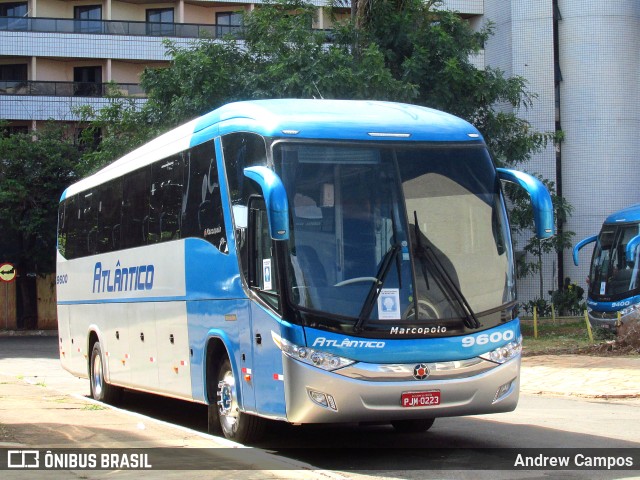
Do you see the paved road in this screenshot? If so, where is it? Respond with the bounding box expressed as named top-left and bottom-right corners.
top-left (1, 335), bottom-right (639, 479)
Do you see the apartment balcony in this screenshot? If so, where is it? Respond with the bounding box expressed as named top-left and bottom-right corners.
top-left (0, 80), bottom-right (146, 97)
top-left (0, 16), bottom-right (242, 39)
top-left (0, 80), bottom-right (146, 121)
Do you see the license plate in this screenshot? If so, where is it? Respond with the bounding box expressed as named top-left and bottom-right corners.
top-left (401, 390), bottom-right (441, 407)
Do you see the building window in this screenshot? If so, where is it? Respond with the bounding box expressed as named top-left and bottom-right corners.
top-left (0, 64), bottom-right (27, 95)
top-left (0, 2), bottom-right (27, 17)
top-left (73, 66), bottom-right (102, 97)
top-left (74, 5), bottom-right (102, 33)
top-left (0, 2), bottom-right (27, 30)
top-left (1, 125), bottom-right (29, 137)
top-left (0, 64), bottom-right (27, 81)
top-left (216, 12), bottom-right (242, 37)
top-left (146, 8), bottom-right (174, 36)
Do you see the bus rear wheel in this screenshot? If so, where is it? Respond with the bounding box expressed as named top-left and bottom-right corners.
top-left (89, 341), bottom-right (122, 404)
top-left (209, 357), bottom-right (266, 444)
top-left (391, 418), bottom-right (435, 433)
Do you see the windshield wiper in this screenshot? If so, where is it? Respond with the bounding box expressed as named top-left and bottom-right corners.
top-left (412, 211), bottom-right (481, 329)
top-left (353, 242), bottom-right (402, 332)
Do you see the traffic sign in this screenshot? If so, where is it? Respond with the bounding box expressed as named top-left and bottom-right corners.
top-left (0, 263), bottom-right (17, 282)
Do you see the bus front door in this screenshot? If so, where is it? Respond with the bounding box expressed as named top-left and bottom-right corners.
top-left (246, 198), bottom-right (287, 418)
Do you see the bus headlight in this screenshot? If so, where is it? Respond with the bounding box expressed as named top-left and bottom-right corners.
top-left (478, 336), bottom-right (522, 364)
top-left (271, 332), bottom-right (355, 371)
top-left (619, 303), bottom-right (640, 318)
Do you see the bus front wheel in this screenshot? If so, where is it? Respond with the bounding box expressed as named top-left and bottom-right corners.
top-left (391, 418), bottom-right (435, 433)
top-left (209, 357), bottom-right (266, 443)
top-left (89, 341), bottom-right (122, 404)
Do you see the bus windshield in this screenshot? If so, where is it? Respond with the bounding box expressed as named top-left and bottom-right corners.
top-left (273, 142), bottom-right (515, 331)
top-left (589, 223), bottom-right (640, 299)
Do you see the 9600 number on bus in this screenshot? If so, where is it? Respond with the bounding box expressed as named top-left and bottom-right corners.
top-left (461, 330), bottom-right (514, 348)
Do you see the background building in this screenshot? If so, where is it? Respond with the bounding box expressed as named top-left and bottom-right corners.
top-left (472, 1), bottom-right (640, 303)
top-left (0, 0), bottom-right (343, 133)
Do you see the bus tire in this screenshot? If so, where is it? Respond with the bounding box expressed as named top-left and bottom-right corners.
top-left (391, 418), bottom-right (435, 433)
top-left (89, 341), bottom-right (122, 404)
top-left (212, 357), bottom-right (266, 443)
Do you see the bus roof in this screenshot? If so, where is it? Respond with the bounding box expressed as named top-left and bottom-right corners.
top-left (604, 203), bottom-right (640, 224)
top-left (62, 99), bottom-right (483, 201)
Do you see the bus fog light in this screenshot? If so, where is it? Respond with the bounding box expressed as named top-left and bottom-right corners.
top-left (308, 389), bottom-right (338, 410)
top-left (493, 379), bottom-right (514, 403)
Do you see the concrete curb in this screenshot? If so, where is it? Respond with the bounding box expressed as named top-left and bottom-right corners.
top-left (0, 329), bottom-right (58, 337)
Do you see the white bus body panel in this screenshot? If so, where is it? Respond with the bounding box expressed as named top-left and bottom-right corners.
top-left (57, 242), bottom-right (193, 400)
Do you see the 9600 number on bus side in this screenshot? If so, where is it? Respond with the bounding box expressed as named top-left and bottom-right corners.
top-left (461, 330), bottom-right (514, 348)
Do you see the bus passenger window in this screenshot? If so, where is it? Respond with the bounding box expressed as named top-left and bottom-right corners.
top-left (183, 140), bottom-right (228, 253)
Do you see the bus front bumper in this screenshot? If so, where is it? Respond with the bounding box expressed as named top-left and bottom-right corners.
top-left (283, 355), bottom-right (520, 424)
top-left (588, 310), bottom-right (636, 332)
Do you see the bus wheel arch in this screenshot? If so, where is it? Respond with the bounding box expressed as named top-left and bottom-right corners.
top-left (205, 336), bottom-right (266, 443)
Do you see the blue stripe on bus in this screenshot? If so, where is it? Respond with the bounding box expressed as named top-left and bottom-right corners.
top-left (57, 296), bottom-right (188, 305)
top-left (304, 319), bottom-right (521, 364)
top-left (588, 294), bottom-right (640, 311)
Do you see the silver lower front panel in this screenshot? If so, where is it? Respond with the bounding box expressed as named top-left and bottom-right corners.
top-left (283, 355), bottom-right (520, 424)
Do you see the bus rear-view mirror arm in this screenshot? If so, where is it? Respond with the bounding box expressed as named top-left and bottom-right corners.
top-left (626, 234), bottom-right (640, 263)
top-left (243, 166), bottom-right (290, 241)
top-left (496, 168), bottom-right (554, 239)
top-left (572, 235), bottom-right (597, 266)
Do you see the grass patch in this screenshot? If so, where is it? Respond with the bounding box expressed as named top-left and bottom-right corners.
top-left (521, 320), bottom-right (594, 356)
top-left (82, 404), bottom-right (107, 411)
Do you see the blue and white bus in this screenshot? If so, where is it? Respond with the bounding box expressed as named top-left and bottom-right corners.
top-left (573, 204), bottom-right (640, 331)
top-left (57, 99), bottom-right (554, 443)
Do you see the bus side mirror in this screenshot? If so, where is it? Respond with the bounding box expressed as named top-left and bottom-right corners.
top-left (572, 235), bottom-right (597, 266)
top-left (626, 234), bottom-right (640, 263)
top-left (497, 168), bottom-right (554, 239)
top-left (243, 166), bottom-right (289, 241)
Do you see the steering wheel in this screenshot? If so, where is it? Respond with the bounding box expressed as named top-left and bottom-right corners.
top-left (402, 299), bottom-right (440, 320)
top-left (334, 277), bottom-right (378, 287)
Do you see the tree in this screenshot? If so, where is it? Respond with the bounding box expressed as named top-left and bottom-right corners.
top-left (343, 0), bottom-right (555, 166)
top-left (507, 177), bottom-right (575, 299)
top-left (140, 0), bottom-right (413, 123)
top-left (0, 124), bottom-right (80, 274)
top-left (75, 89), bottom-right (157, 176)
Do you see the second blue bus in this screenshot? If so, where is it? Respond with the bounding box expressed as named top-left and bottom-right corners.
top-left (573, 203), bottom-right (640, 331)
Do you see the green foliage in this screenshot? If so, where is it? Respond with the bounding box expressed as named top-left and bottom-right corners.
top-left (593, 326), bottom-right (616, 342)
top-left (549, 277), bottom-right (585, 316)
top-left (0, 124), bottom-right (80, 273)
top-left (346, 0), bottom-right (557, 166)
top-left (75, 94), bottom-right (155, 175)
top-left (509, 175), bottom-right (575, 297)
top-left (137, 0), bottom-right (413, 135)
top-left (521, 298), bottom-right (552, 317)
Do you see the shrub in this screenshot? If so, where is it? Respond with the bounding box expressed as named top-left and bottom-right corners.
top-left (522, 298), bottom-right (552, 317)
top-left (549, 277), bottom-right (585, 316)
